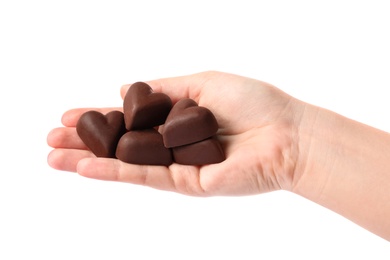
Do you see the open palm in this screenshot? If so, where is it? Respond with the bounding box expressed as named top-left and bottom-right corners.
top-left (47, 71), bottom-right (302, 196)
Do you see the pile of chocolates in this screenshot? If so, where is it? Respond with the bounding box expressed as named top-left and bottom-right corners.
top-left (76, 82), bottom-right (225, 166)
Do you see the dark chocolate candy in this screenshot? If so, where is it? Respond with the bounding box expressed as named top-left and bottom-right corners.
top-left (162, 98), bottom-right (218, 148)
top-left (76, 110), bottom-right (126, 158)
top-left (172, 136), bottom-right (225, 165)
top-left (116, 128), bottom-right (172, 166)
top-left (123, 82), bottom-right (172, 130)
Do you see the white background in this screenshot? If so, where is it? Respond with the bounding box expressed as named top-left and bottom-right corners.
top-left (1, 0), bottom-right (389, 259)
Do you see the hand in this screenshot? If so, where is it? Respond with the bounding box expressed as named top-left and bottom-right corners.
top-left (47, 70), bottom-right (390, 240)
top-left (47, 71), bottom-right (304, 196)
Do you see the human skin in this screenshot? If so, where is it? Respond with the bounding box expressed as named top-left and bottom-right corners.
top-left (47, 71), bottom-right (390, 241)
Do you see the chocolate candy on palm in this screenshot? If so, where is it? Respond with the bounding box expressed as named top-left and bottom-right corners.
top-left (172, 136), bottom-right (225, 165)
top-left (123, 82), bottom-right (172, 130)
top-left (162, 98), bottom-right (218, 148)
top-left (161, 98), bottom-right (224, 165)
top-left (76, 110), bottom-right (126, 158)
top-left (116, 128), bottom-right (172, 166)
top-left (76, 81), bottom-right (225, 166)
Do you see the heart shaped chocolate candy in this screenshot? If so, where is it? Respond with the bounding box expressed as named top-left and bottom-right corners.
top-left (116, 128), bottom-right (173, 166)
top-left (123, 82), bottom-right (172, 130)
top-left (172, 136), bottom-right (225, 165)
top-left (76, 110), bottom-right (126, 158)
top-left (162, 98), bottom-right (218, 148)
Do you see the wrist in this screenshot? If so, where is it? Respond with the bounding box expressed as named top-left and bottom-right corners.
top-left (290, 102), bottom-right (390, 240)
top-left (290, 104), bottom-right (341, 198)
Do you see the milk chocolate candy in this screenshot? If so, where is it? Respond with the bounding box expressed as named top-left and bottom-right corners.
top-left (123, 82), bottom-right (172, 130)
top-left (116, 128), bottom-right (172, 166)
top-left (162, 98), bottom-right (218, 148)
top-left (172, 136), bottom-right (225, 165)
top-left (76, 110), bottom-right (126, 158)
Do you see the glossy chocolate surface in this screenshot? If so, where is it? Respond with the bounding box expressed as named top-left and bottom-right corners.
top-left (76, 110), bottom-right (126, 158)
top-left (172, 136), bottom-right (225, 165)
top-left (162, 98), bottom-right (218, 148)
top-left (116, 128), bottom-right (172, 166)
top-left (76, 87), bottom-right (224, 165)
top-left (123, 82), bottom-right (172, 130)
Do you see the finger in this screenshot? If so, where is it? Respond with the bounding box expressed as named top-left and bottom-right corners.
top-left (77, 158), bottom-right (176, 191)
top-left (61, 107), bottom-right (122, 127)
top-left (120, 71), bottom-right (210, 103)
top-left (47, 127), bottom-right (87, 149)
top-left (47, 149), bottom-right (95, 172)
top-left (77, 158), bottom-right (207, 196)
